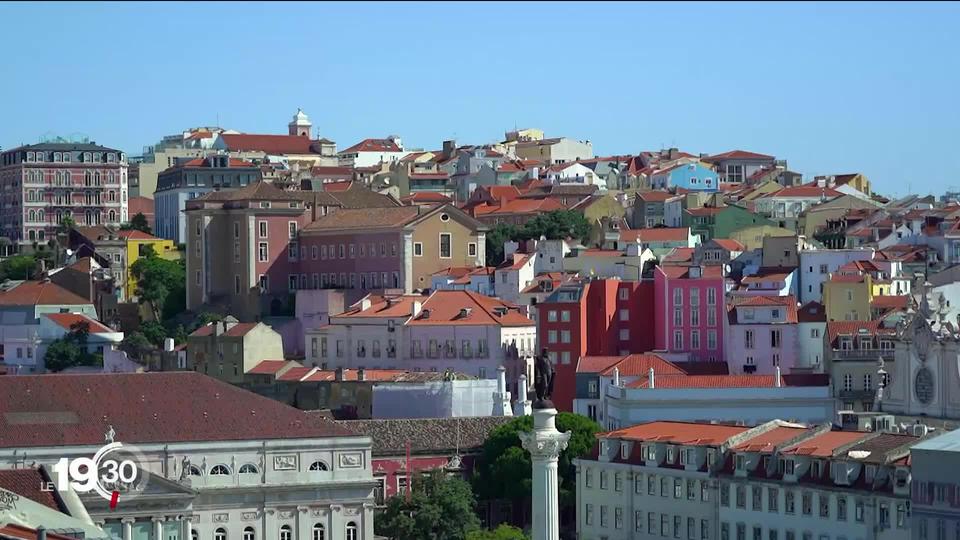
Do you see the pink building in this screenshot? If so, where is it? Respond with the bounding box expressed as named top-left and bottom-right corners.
top-left (653, 265), bottom-right (727, 362)
top-left (725, 295), bottom-right (800, 375)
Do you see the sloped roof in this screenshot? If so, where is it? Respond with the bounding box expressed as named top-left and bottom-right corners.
top-left (0, 372), bottom-right (354, 448)
top-left (190, 322), bottom-right (259, 337)
top-left (628, 374), bottom-right (787, 389)
top-left (781, 430), bottom-right (868, 457)
top-left (219, 133), bottom-right (317, 155)
top-left (711, 239), bottom-right (746, 252)
top-left (340, 138), bottom-right (402, 154)
top-left (604, 421), bottom-right (749, 446)
top-left (406, 290), bottom-right (534, 327)
top-left (733, 426), bottom-right (811, 452)
top-left (0, 468), bottom-right (62, 511)
top-left (337, 417), bottom-right (513, 456)
top-left (636, 190), bottom-right (674, 202)
top-left (247, 360), bottom-right (293, 375)
top-left (797, 301), bottom-right (826, 323)
top-left (44, 313), bottom-right (113, 334)
top-left (620, 227), bottom-right (689, 243)
top-left (702, 150), bottom-right (775, 162)
top-left (598, 354), bottom-right (686, 377)
top-left (195, 181), bottom-right (302, 202)
top-left (302, 206), bottom-right (420, 231)
top-left (0, 281), bottom-right (91, 307)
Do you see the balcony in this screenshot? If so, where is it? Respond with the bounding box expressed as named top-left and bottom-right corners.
top-left (743, 364), bottom-right (757, 374)
top-left (837, 389), bottom-right (875, 400)
top-left (831, 349), bottom-right (894, 362)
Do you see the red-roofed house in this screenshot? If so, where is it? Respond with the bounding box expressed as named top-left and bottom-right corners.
top-left (573, 353), bottom-right (685, 422)
top-left (186, 317), bottom-right (285, 384)
top-left (654, 265), bottom-right (728, 363)
top-left (619, 227), bottom-right (697, 257)
top-left (338, 137), bottom-right (407, 168)
top-left (725, 295), bottom-right (800, 375)
top-left (305, 290), bottom-right (536, 394)
top-left (700, 150), bottom-right (777, 183)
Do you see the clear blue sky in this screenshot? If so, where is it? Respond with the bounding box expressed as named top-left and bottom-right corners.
top-left (2, 1), bottom-right (958, 196)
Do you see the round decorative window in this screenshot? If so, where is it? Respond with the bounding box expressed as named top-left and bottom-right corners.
top-left (915, 367), bottom-right (935, 404)
top-left (440, 213), bottom-right (450, 222)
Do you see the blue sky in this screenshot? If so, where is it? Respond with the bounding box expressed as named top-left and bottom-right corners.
top-left (2, 1), bottom-right (958, 196)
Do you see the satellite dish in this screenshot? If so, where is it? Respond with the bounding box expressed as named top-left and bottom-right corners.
top-left (66, 249), bottom-right (74, 257)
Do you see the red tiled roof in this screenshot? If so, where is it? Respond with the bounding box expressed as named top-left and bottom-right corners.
top-left (781, 430), bottom-right (867, 457)
top-left (0, 281), bottom-right (91, 307)
top-left (340, 138), bottom-right (402, 154)
top-left (175, 157), bottom-right (256, 168)
top-left (604, 421), bottom-right (749, 446)
top-left (871, 295), bottom-right (909, 310)
top-left (498, 254), bottom-right (531, 270)
top-left (67, 257), bottom-right (95, 273)
top-left (661, 247), bottom-right (695, 264)
top-left (830, 274), bottom-right (867, 283)
top-left (620, 227), bottom-right (689, 243)
top-left (473, 198), bottom-right (565, 216)
top-left (837, 260), bottom-right (882, 273)
top-left (127, 196), bottom-right (155, 216)
top-left (0, 373), bottom-right (353, 448)
top-left (0, 468), bottom-right (62, 510)
top-left (44, 313), bottom-right (113, 334)
top-left (407, 290), bottom-right (534, 327)
top-left (190, 322), bottom-right (259, 337)
top-left (247, 360), bottom-right (290, 375)
top-left (116, 230), bottom-right (159, 240)
top-left (276, 366), bottom-right (314, 381)
top-left (763, 186), bottom-right (842, 198)
top-left (310, 166), bottom-right (353, 177)
top-left (703, 150), bottom-right (775, 162)
top-left (826, 320), bottom-right (896, 344)
top-left (797, 301), bottom-right (826, 323)
top-left (599, 354), bottom-right (686, 377)
top-left (301, 369), bottom-right (411, 382)
top-left (733, 426), bottom-right (810, 452)
top-left (711, 239), bottom-right (746, 252)
top-left (401, 192), bottom-right (452, 204)
top-left (658, 265), bottom-right (725, 279)
top-left (219, 133), bottom-right (317, 155)
top-left (636, 191), bottom-right (674, 202)
top-left (741, 272), bottom-right (791, 283)
top-left (302, 206), bottom-right (421, 231)
top-left (576, 356), bottom-right (627, 374)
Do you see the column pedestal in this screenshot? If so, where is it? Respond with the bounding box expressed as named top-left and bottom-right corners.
top-left (518, 407), bottom-right (571, 540)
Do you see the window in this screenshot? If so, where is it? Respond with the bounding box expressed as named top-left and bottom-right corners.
top-left (785, 490), bottom-right (795, 514)
top-left (615, 507), bottom-right (623, 529)
top-left (819, 494), bottom-right (830, 518)
top-left (736, 485), bottom-right (746, 508)
top-left (707, 287), bottom-right (716, 305)
top-left (439, 233), bottom-right (452, 258)
top-left (258, 242), bottom-right (269, 262)
top-left (561, 330), bottom-right (571, 343)
top-left (674, 330), bottom-right (683, 349)
top-left (707, 330), bottom-right (718, 350)
top-left (771, 329), bottom-right (781, 348)
top-left (258, 221), bottom-right (267, 238)
top-left (548, 330), bottom-right (557, 344)
top-left (720, 482), bottom-right (729, 506)
top-left (585, 504), bottom-right (594, 525)
top-left (309, 461), bottom-right (329, 471)
top-left (214, 528), bottom-right (227, 540)
top-left (561, 310), bottom-right (571, 322)
top-left (345, 523), bottom-right (357, 540)
top-left (468, 242), bottom-right (477, 257)
top-left (600, 505), bottom-right (608, 527)
top-left (243, 527), bottom-right (255, 540)
top-left (745, 330), bottom-right (755, 349)
top-left (279, 526), bottom-right (292, 540)
top-left (311, 524), bottom-right (325, 540)
top-left (855, 500), bottom-right (864, 522)
top-left (414, 242), bottom-right (423, 256)
top-left (674, 308), bottom-right (683, 326)
top-left (673, 288), bottom-right (683, 306)
top-left (674, 478), bottom-right (682, 498)
top-left (864, 374), bottom-right (873, 391)
top-left (600, 470), bottom-right (608, 489)
top-left (801, 492), bottom-right (812, 515)
top-left (648, 474), bottom-right (657, 495)
top-left (690, 330), bottom-right (700, 349)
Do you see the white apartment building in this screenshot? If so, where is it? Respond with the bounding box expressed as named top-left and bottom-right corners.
top-left (798, 248), bottom-right (875, 304)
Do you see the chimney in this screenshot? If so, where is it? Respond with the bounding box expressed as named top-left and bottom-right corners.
top-left (357, 368), bottom-right (366, 382)
top-left (517, 374), bottom-right (528, 402)
top-left (612, 366), bottom-right (621, 387)
top-left (459, 307), bottom-right (472, 319)
top-left (37, 527), bottom-right (47, 540)
top-left (163, 337), bottom-right (174, 352)
top-left (412, 301), bottom-right (422, 317)
top-left (497, 365), bottom-right (507, 394)
top-left (214, 321), bottom-right (224, 336)
top-left (648, 367), bottom-right (655, 389)
top-left (775, 366), bottom-right (782, 388)
top-left (443, 139), bottom-right (457, 157)
top-left (336, 366), bottom-right (346, 381)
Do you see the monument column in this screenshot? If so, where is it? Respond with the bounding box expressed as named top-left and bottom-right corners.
top-left (519, 406), bottom-right (570, 540)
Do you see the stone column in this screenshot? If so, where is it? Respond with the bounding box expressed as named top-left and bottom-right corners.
top-left (152, 517), bottom-right (164, 540)
top-left (519, 407), bottom-right (571, 540)
top-left (493, 365), bottom-right (513, 416)
top-left (181, 515), bottom-right (193, 540)
top-left (121, 518), bottom-right (135, 540)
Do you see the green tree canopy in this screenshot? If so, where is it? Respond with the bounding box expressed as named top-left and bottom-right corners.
top-left (0, 255), bottom-right (39, 281)
top-left (130, 249), bottom-right (185, 321)
top-left (472, 413), bottom-right (599, 508)
top-left (376, 470), bottom-right (482, 540)
top-left (121, 213), bottom-right (152, 234)
top-left (119, 332), bottom-right (153, 362)
top-left (140, 321), bottom-right (168, 348)
top-left (44, 321), bottom-right (99, 372)
top-left (484, 210), bottom-right (592, 266)
top-left (466, 524), bottom-right (529, 540)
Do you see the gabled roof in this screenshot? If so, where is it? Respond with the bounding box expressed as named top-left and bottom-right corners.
top-left (598, 354), bottom-right (686, 377)
top-left (170, 157), bottom-right (256, 169)
top-left (190, 322), bottom-right (259, 337)
top-left (340, 138), bottom-right (402, 154)
top-left (762, 185), bottom-right (842, 199)
top-left (400, 191), bottom-right (452, 204)
top-left (702, 150), bottom-right (775, 162)
top-left (620, 227), bottom-right (689, 243)
top-left (0, 468), bottom-right (63, 511)
top-left (116, 229), bottom-right (159, 241)
top-left (337, 417), bottom-right (513, 456)
top-left (797, 301), bottom-right (826, 323)
top-left (661, 247), bottom-right (695, 264)
top-left (781, 430), bottom-right (868, 457)
top-left (636, 190), bottom-right (674, 202)
top-left (195, 181), bottom-right (303, 202)
top-left (870, 295), bottom-right (909, 311)
top-left (733, 425), bottom-right (811, 452)
top-left (304, 206), bottom-right (420, 231)
top-left (0, 372), bottom-right (354, 448)
top-left (219, 133), bottom-right (317, 155)
top-left (826, 320), bottom-right (896, 344)
top-left (0, 280), bottom-right (91, 307)
top-left (472, 198), bottom-right (565, 217)
top-left (247, 360), bottom-right (294, 375)
top-left (710, 239), bottom-right (746, 252)
top-left (44, 313), bottom-right (113, 334)
top-left (406, 290), bottom-right (534, 327)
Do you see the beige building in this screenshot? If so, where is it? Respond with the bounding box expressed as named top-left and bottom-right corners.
top-left (514, 136), bottom-right (593, 165)
top-left (133, 127), bottom-right (223, 198)
top-left (187, 317), bottom-right (285, 383)
top-left (798, 194), bottom-right (881, 237)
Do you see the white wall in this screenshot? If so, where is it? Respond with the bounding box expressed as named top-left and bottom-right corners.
top-left (798, 249), bottom-right (875, 304)
top-left (372, 379), bottom-right (501, 418)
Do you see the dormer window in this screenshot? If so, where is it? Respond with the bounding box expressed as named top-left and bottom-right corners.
top-left (681, 448), bottom-right (693, 466)
top-left (865, 465), bottom-right (876, 484)
top-left (784, 458), bottom-right (795, 475)
top-left (667, 446), bottom-right (675, 463)
top-left (620, 442), bottom-right (629, 460)
top-left (735, 454), bottom-right (746, 471)
top-left (813, 460), bottom-right (823, 478)
top-left (600, 440), bottom-right (609, 456)
top-left (646, 445), bottom-right (656, 461)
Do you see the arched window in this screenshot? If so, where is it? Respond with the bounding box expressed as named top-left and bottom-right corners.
top-left (63, 171), bottom-right (70, 183)
top-left (109, 190), bottom-right (116, 202)
top-left (85, 192), bottom-right (93, 205)
top-left (214, 528), bottom-right (227, 540)
top-left (279, 525), bottom-right (292, 540)
top-left (84, 171), bottom-right (92, 186)
top-left (85, 210), bottom-right (92, 224)
top-left (28, 230), bottom-right (35, 241)
top-left (109, 210), bottom-right (116, 222)
top-left (28, 210), bottom-right (35, 222)
top-left (95, 171), bottom-right (101, 186)
top-left (190, 532), bottom-right (198, 540)
top-left (37, 210), bottom-right (44, 223)
top-left (239, 464), bottom-right (259, 474)
top-left (38, 230), bottom-right (44, 241)
top-left (95, 192), bottom-right (102, 205)
top-left (345, 522), bottom-right (357, 540)
top-left (312, 524), bottom-right (325, 540)
top-left (209, 465), bottom-right (231, 475)
top-left (243, 528), bottom-right (255, 540)
top-left (108, 172), bottom-right (115, 184)
top-left (308, 461), bottom-right (329, 471)
top-left (188, 465), bottom-right (202, 477)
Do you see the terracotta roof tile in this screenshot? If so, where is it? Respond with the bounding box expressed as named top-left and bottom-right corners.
top-left (302, 206), bottom-right (420, 232)
top-left (44, 313), bottom-right (113, 334)
top-left (0, 468), bottom-right (62, 511)
top-left (628, 374), bottom-right (788, 389)
top-left (797, 301), bottom-right (826, 323)
top-left (604, 421), bottom-right (749, 446)
top-left (703, 150), bottom-right (775, 162)
top-left (247, 360), bottom-right (292, 375)
top-left (219, 133), bottom-right (317, 155)
top-left (711, 239), bottom-right (746, 252)
top-left (599, 354), bottom-right (686, 377)
top-left (0, 373), bottom-right (353, 448)
top-left (734, 426), bottom-right (811, 452)
top-left (782, 430), bottom-right (868, 457)
top-left (620, 227), bottom-right (690, 243)
top-left (407, 290), bottom-right (534, 327)
top-left (0, 281), bottom-right (91, 307)
top-left (340, 138), bottom-right (402, 154)
top-left (636, 191), bottom-right (674, 202)
top-left (826, 320), bottom-right (896, 344)
top-left (190, 322), bottom-right (259, 337)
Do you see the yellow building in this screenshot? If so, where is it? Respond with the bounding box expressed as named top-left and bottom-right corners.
top-left (823, 273), bottom-right (873, 321)
top-left (119, 230), bottom-right (180, 299)
top-left (729, 224), bottom-right (796, 250)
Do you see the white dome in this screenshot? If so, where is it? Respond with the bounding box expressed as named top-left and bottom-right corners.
top-left (291, 108), bottom-right (311, 125)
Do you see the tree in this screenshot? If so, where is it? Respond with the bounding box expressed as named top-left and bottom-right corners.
top-left (0, 255), bottom-right (39, 280)
top-left (466, 525), bottom-right (529, 540)
top-left (140, 321), bottom-right (168, 348)
top-left (119, 332), bottom-right (153, 362)
top-left (376, 470), bottom-right (482, 540)
top-left (130, 249), bottom-right (185, 321)
top-left (121, 213), bottom-right (152, 234)
top-left (44, 321), bottom-right (98, 372)
top-left (485, 224), bottom-right (519, 267)
top-left (517, 210), bottom-right (591, 245)
top-left (472, 413), bottom-right (600, 523)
